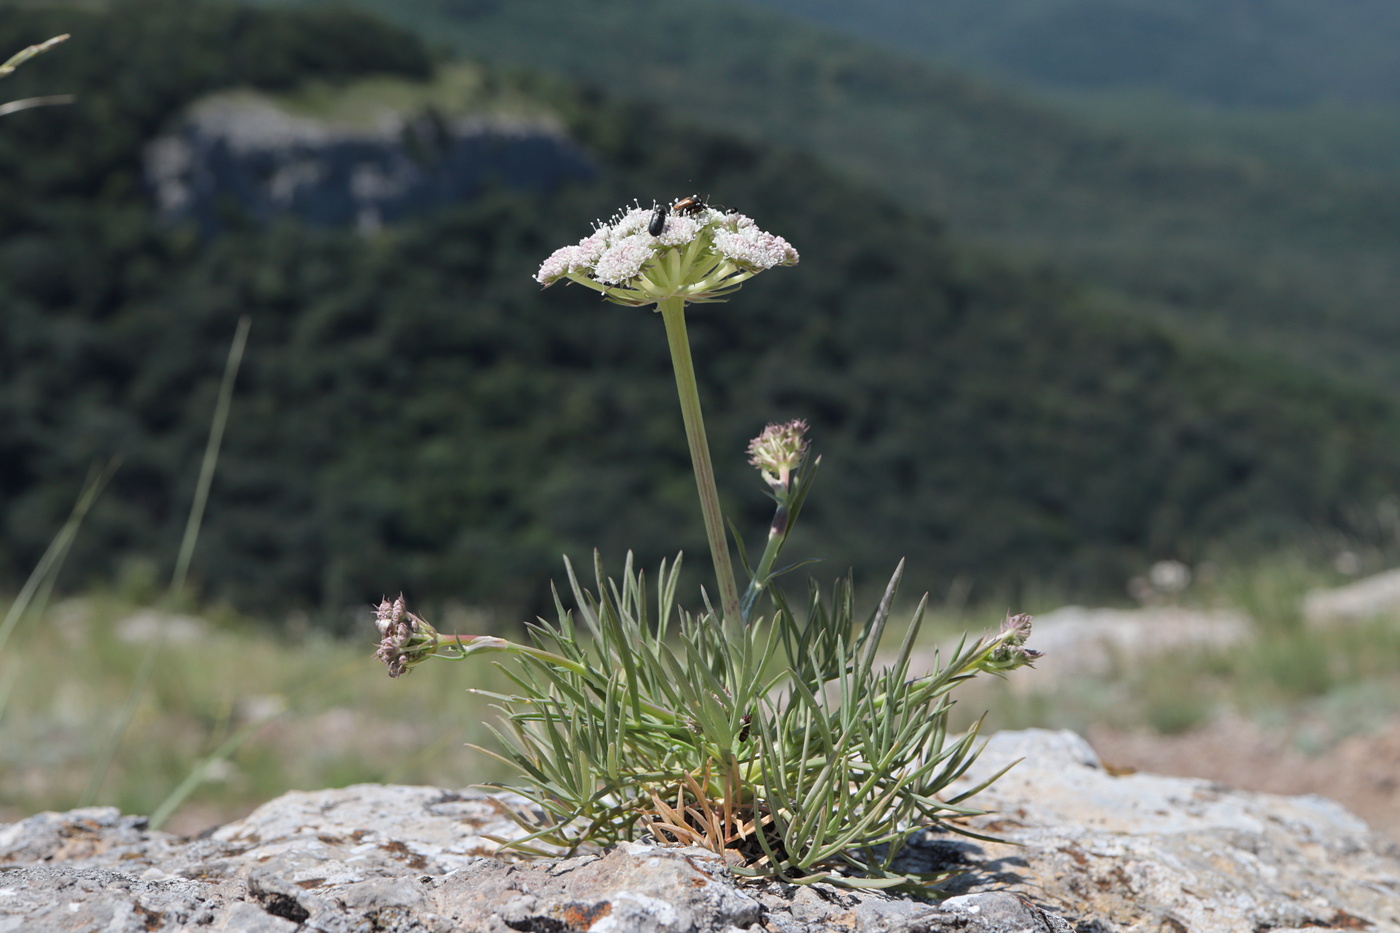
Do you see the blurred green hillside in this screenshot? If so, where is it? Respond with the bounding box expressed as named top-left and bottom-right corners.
top-left (742, 0), bottom-right (1400, 180)
top-left (4, 1), bottom-right (1400, 625)
top-left (295, 0), bottom-right (1400, 397)
top-left (743, 0), bottom-right (1400, 107)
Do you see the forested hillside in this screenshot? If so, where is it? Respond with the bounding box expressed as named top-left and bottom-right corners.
top-left (305, 0), bottom-right (1400, 397)
top-left (4, 1), bottom-right (1400, 624)
top-left (740, 0), bottom-right (1400, 107)
top-left (740, 0), bottom-right (1400, 182)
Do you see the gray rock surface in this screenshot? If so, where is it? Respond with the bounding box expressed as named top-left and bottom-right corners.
top-left (948, 730), bottom-right (1400, 931)
top-left (999, 606), bottom-right (1253, 686)
top-left (1304, 567), bottom-right (1400, 625)
top-left (144, 91), bottom-right (595, 235)
top-left (2, 730), bottom-right (1396, 932)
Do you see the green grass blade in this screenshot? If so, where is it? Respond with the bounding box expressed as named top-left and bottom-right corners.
top-left (172, 315), bottom-right (249, 598)
top-left (0, 460), bottom-right (117, 663)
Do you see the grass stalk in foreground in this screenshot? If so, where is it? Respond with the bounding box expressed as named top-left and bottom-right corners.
top-left (0, 34), bottom-right (73, 117)
top-left (82, 317), bottom-right (250, 808)
top-left (0, 463), bottom-right (117, 727)
top-left (0, 462), bottom-right (117, 663)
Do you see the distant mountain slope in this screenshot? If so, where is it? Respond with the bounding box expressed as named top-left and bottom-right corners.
top-left (5, 1), bottom-right (1400, 620)
top-left (741, 0), bottom-right (1400, 182)
top-left (741, 0), bottom-right (1400, 108)
top-left (259, 0), bottom-right (1400, 398)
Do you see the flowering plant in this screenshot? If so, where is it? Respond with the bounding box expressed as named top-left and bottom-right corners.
top-left (376, 197), bottom-right (1038, 890)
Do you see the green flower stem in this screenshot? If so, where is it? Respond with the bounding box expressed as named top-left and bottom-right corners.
top-left (432, 635), bottom-right (590, 678)
top-left (740, 501), bottom-right (789, 620)
top-left (658, 297), bottom-right (743, 628)
top-left (862, 634), bottom-right (1019, 714)
top-left (440, 636), bottom-right (681, 723)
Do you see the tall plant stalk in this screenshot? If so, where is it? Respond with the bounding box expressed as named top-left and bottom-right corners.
top-left (659, 296), bottom-right (742, 627)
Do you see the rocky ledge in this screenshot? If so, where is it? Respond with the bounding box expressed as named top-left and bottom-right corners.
top-left (2, 730), bottom-right (1397, 932)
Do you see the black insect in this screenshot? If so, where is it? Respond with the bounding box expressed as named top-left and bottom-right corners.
top-left (648, 194), bottom-right (711, 236)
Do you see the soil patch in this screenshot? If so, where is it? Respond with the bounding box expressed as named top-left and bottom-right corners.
top-left (1089, 713), bottom-right (1400, 843)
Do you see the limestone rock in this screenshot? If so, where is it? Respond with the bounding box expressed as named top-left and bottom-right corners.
top-left (1304, 567), bottom-right (1400, 625)
top-left (2, 731), bottom-right (1396, 932)
top-left (1006, 606), bottom-right (1252, 685)
top-left (943, 729), bottom-right (1400, 932)
top-left (144, 90), bottom-right (595, 235)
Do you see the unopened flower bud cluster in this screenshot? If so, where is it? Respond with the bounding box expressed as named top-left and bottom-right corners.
top-left (374, 594), bottom-right (439, 678)
top-left (748, 419), bottom-right (810, 494)
top-left (982, 613), bottom-right (1043, 673)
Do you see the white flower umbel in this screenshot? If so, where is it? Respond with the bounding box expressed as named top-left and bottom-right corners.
top-left (536, 204), bottom-right (798, 306)
top-left (537, 201), bottom-right (799, 628)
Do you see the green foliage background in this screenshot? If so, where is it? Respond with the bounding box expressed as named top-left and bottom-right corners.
top-left (739, 0), bottom-right (1400, 181)
top-left (315, 0), bottom-right (1400, 395)
top-left (3, 1), bottom-right (1400, 626)
top-left (741, 0), bottom-right (1400, 108)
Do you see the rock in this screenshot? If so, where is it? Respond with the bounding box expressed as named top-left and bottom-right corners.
top-left (942, 729), bottom-right (1400, 932)
top-left (144, 88), bottom-right (595, 235)
top-left (2, 731), bottom-right (1396, 932)
top-left (1304, 567), bottom-right (1400, 625)
top-left (114, 609), bottom-right (208, 645)
top-left (958, 606), bottom-right (1253, 687)
top-left (1087, 712), bottom-right (1400, 844)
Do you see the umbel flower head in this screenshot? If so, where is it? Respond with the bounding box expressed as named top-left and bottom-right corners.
top-left (535, 199), bottom-right (799, 306)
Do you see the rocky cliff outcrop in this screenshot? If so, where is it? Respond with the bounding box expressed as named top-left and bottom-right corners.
top-left (144, 92), bottom-right (594, 234)
top-left (2, 730), bottom-right (1396, 932)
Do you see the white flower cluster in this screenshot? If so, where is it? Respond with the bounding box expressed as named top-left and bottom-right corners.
top-left (535, 203), bottom-right (798, 306)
